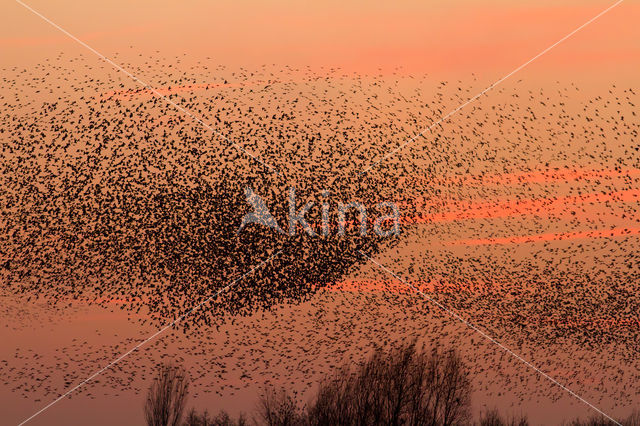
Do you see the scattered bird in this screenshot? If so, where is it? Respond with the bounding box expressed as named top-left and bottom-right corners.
top-left (1, 53), bottom-right (639, 417)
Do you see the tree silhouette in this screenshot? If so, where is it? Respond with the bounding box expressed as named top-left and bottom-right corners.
top-left (306, 342), bottom-right (471, 426)
top-left (145, 364), bottom-right (190, 426)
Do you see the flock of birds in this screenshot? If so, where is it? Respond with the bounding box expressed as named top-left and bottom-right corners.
top-left (1, 53), bottom-right (639, 422)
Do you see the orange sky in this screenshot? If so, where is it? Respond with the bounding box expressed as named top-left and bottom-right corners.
top-left (2, 0), bottom-right (638, 80)
top-left (2, 2), bottom-right (639, 424)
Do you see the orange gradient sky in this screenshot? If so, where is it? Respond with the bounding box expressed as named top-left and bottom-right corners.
top-left (2, 0), bottom-right (638, 80)
top-left (2, 2), bottom-right (640, 425)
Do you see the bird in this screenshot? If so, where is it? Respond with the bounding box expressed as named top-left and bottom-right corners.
top-left (0, 52), bottom-right (639, 424)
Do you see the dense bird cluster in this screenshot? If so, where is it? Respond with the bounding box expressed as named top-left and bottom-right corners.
top-left (0, 55), bottom-right (405, 327)
top-left (1, 54), bottom-right (640, 421)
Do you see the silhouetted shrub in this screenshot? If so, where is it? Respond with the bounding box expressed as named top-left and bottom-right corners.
top-left (479, 408), bottom-right (528, 426)
top-left (565, 410), bottom-right (640, 426)
top-left (183, 408), bottom-right (248, 426)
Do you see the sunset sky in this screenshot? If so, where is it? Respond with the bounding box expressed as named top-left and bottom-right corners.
top-left (3, 0), bottom-right (638, 80)
top-left (2, 1), bottom-right (639, 425)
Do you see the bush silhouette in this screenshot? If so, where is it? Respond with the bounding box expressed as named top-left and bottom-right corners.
top-left (565, 410), bottom-right (640, 426)
top-left (183, 408), bottom-right (248, 426)
top-left (478, 408), bottom-right (528, 426)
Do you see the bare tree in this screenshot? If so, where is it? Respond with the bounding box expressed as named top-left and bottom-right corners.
top-left (258, 387), bottom-right (305, 426)
top-left (307, 341), bottom-right (471, 426)
top-left (145, 363), bottom-right (190, 426)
